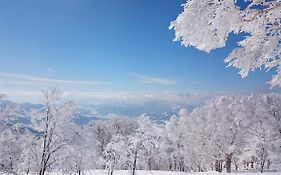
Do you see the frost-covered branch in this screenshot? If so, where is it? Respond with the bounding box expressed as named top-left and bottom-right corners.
top-left (170, 0), bottom-right (281, 86)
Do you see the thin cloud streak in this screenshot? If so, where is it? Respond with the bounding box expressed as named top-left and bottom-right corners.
top-left (0, 72), bottom-right (100, 86)
top-left (2, 89), bottom-right (212, 105)
top-left (129, 72), bottom-right (178, 85)
top-left (69, 91), bottom-right (206, 104)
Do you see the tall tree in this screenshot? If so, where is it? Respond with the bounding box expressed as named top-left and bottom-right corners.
top-left (31, 88), bottom-right (78, 175)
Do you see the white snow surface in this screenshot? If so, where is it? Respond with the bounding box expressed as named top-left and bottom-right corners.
top-left (45, 170), bottom-right (281, 175)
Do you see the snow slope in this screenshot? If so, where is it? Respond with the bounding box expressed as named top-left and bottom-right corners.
top-left (82, 170), bottom-right (281, 175)
top-left (9, 170), bottom-right (280, 175)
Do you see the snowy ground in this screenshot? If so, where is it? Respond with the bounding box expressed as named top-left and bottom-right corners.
top-left (14, 170), bottom-right (281, 175)
top-left (80, 170), bottom-right (281, 175)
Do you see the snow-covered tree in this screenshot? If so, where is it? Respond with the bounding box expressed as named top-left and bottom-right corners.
top-left (241, 94), bottom-right (281, 172)
top-left (55, 127), bottom-right (91, 175)
top-left (0, 93), bottom-right (20, 174)
top-left (0, 94), bottom-right (17, 121)
top-left (0, 128), bottom-right (22, 174)
top-left (30, 88), bottom-right (78, 175)
top-left (127, 115), bottom-right (161, 175)
top-left (244, 120), bottom-right (277, 173)
top-left (178, 108), bottom-right (212, 172)
top-left (1, 90), bottom-right (281, 174)
top-left (86, 116), bottom-right (139, 169)
top-left (170, 0), bottom-right (281, 86)
top-left (102, 134), bottom-right (129, 175)
top-left (17, 132), bottom-right (40, 175)
top-left (162, 115), bottom-right (189, 172)
top-left (191, 96), bottom-right (249, 173)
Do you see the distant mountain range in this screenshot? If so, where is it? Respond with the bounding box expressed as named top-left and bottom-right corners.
top-left (1, 100), bottom-right (196, 126)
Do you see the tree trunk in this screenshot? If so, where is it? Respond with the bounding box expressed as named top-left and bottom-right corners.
top-left (226, 153), bottom-right (233, 173)
top-left (39, 107), bottom-right (51, 175)
top-left (147, 157), bottom-right (152, 171)
top-left (109, 169), bottom-right (113, 175)
top-left (250, 161), bottom-right (254, 169)
top-left (9, 157), bottom-right (13, 172)
top-left (260, 159), bottom-right (265, 173)
top-left (76, 165), bottom-right (81, 175)
top-left (215, 160), bottom-right (219, 172)
top-left (267, 159), bottom-right (271, 170)
top-left (215, 160), bottom-right (222, 172)
top-left (39, 169), bottom-right (44, 175)
top-left (132, 150), bottom-right (137, 175)
top-left (26, 160), bottom-right (30, 174)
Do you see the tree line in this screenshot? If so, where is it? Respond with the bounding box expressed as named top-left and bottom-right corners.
top-left (0, 88), bottom-right (280, 174)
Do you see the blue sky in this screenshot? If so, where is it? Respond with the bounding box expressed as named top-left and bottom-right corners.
top-left (0, 0), bottom-right (279, 103)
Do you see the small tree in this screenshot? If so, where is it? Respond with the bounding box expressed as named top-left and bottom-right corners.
top-left (0, 93), bottom-right (19, 175)
top-left (102, 134), bottom-right (129, 175)
top-left (127, 115), bottom-right (160, 175)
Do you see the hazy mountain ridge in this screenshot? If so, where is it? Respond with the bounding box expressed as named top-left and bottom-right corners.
top-left (0, 100), bottom-right (195, 125)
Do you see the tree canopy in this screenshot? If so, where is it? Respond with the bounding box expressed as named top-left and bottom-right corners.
top-left (170, 0), bottom-right (281, 86)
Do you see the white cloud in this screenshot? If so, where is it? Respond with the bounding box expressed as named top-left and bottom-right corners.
top-left (63, 91), bottom-right (211, 105)
top-left (0, 72), bottom-right (100, 86)
top-left (0, 72), bottom-right (213, 105)
top-left (1, 88), bottom-right (213, 106)
top-left (129, 72), bottom-right (178, 85)
top-left (0, 72), bottom-right (102, 103)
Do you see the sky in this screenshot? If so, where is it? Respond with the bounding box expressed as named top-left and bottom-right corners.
top-left (0, 0), bottom-right (279, 104)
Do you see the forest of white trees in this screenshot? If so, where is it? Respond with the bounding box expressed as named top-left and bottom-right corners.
top-left (0, 0), bottom-right (280, 175)
top-left (0, 88), bottom-right (280, 175)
